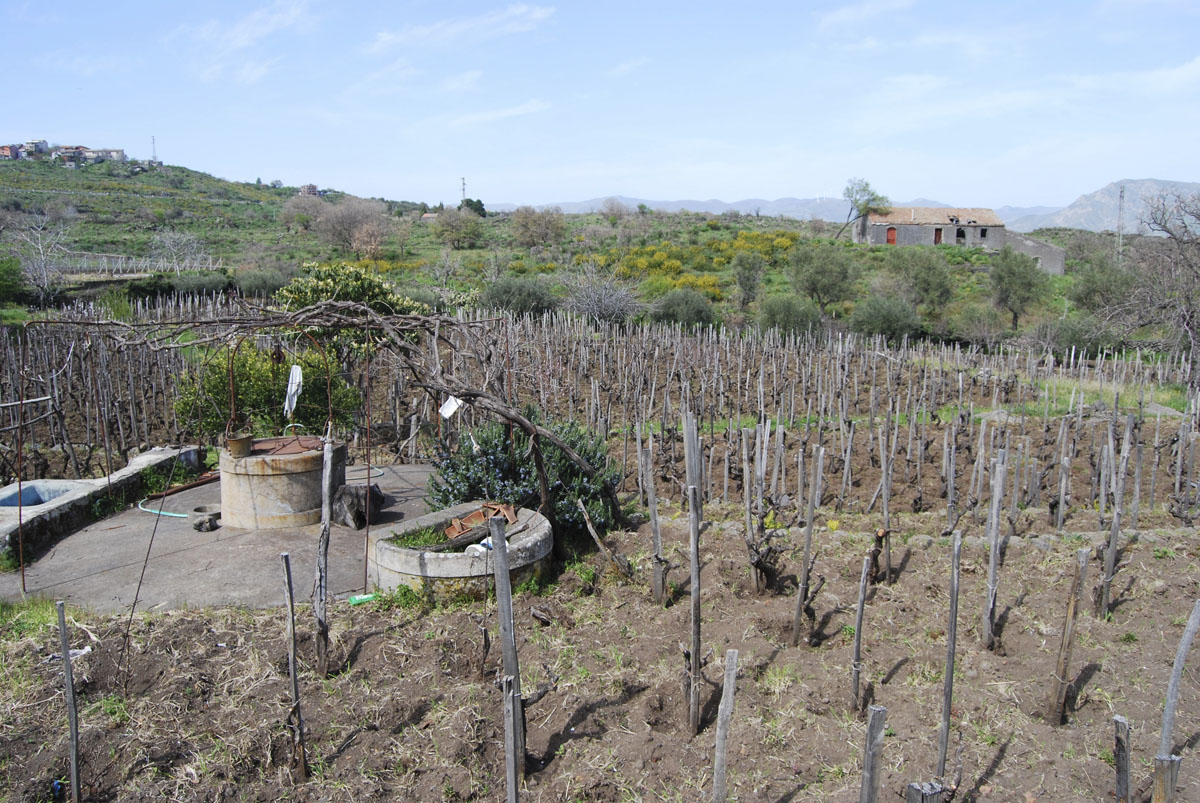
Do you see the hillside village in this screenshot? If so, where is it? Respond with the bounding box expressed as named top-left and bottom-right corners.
top-left (0, 138), bottom-right (137, 167)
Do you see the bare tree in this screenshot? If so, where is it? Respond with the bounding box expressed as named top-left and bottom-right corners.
top-left (564, 261), bottom-right (643, 323)
top-left (600, 197), bottom-right (630, 223)
top-left (349, 216), bottom-right (393, 262)
top-left (511, 205), bottom-right (567, 248)
top-left (281, 195), bottom-right (327, 232)
top-left (431, 249), bottom-right (461, 287)
top-left (1118, 193), bottom-right (1200, 380)
top-left (9, 214), bottom-right (69, 302)
top-left (150, 230), bottom-right (209, 269)
top-left (317, 197), bottom-right (389, 257)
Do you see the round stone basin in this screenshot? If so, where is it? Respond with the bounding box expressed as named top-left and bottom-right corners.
top-left (368, 501), bottom-right (552, 601)
top-left (219, 436), bottom-right (346, 529)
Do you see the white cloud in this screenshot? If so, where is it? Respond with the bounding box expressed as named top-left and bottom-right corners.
top-left (450, 99), bottom-right (550, 127)
top-left (817, 0), bottom-right (915, 29)
top-left (187, 0), bottom-right (313, 83)
top-left (1068, 55), bottom-right (1200, 96)
top-left (36, 50), bottom-right (128, 77)
top-left (371, 4), bottom-right (554, 51)
top-left (608, 57), bottom-right (651, 77)
top-left (440, 70), bottom-right (484, 92)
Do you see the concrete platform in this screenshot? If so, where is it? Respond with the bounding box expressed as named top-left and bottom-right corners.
top-left (0, 464), bottom-right (432, 613)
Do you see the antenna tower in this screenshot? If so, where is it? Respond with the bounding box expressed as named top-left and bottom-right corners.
top-left (461, 177), bottom-right (466, 201)
top-left (151, 136), bottom-right (157, 163)
top-left (1116, 184), bottom-right (1125, 268)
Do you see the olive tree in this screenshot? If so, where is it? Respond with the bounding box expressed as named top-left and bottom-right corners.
top-left (511, 205), bottom-right (567, 247)
top-left (837, 178), bottom-right (890, 240)
top-left (989, 245), bottom-right (1047, 330)
top-left (789, 242), bottom-right (858, 313)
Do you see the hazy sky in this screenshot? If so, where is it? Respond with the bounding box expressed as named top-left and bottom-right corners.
top-left (5, 0), bottom-right (1199, 207)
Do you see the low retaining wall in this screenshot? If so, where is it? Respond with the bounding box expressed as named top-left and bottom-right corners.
top-left (368, 501), bottom-right (552, 601)
top-left (0, 447), bottom-right (201, 561)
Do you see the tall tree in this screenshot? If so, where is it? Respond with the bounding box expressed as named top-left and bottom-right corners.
top-left (732, 251), bottom-right (765, 310)
top-left (790, 242), bottom-right (858, 313)
top-left (9, 213), bottom-right (69, 303)
top-left (837, 178), bottom-right (890, 240)
top-left (989, 245), bottom-right (1047, 330)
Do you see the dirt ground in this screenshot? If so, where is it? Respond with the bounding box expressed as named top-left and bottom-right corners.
top-left (4, 492), bottom-right (1200, 802)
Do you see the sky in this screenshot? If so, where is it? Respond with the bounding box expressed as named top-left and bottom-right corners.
top-left (4, 0), bottom-right (1200, 209)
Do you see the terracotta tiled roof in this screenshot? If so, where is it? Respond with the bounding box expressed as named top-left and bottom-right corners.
top-left (869, 207), bottom-right (1004, 226)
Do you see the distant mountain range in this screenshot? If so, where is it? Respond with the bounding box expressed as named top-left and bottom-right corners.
top-left (493, 178), bottom-right (1200, 234)
top-left (1006, 179), bottom-right (1200, 233)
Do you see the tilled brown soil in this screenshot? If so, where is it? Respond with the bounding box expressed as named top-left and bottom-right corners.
top-left (3, 500), bottom-right (1200, 802)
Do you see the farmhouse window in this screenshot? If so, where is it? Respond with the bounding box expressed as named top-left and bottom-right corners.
top-left (955, 227), bottom-right (966, 245)
top-left (980, 228), bottom-right (988, 239)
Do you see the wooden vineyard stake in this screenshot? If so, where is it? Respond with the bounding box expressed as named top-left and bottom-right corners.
top-left (982, 454), bottom-right (1007, 650)
top-left (491, 516), bottom-right (526, 777)
top-left (851, 554), bottom-right (871, 711)
top-left (792, 445), bottom-right (825, 646)
top-left (936, 531), bottom-right (962, 783)
top-left (502, 674), bottom-right (521, 803)
top-left (905, 782), bottom-right (943, 802)
top-left (688, 484), bottom-right (703, 736)
top-left (1099, 413), bottom-right (1134, 618)
top-left (314, 431), bottom-right (333, 677)
top-left (279, 553), bottom-right (309, 780)
top-left (859, 705), bottom-right (887, 803)
top-left (55, 602), bottom-right (81, 803)
top-left (1153, 598), bottom-right (1200, 802)
top-left (642, 447), bottom-right (666, 605)
top-left (1114, 715), bottom-right (1131, 803)
top-left (1047, 548), bottom-right (1089, 725)
top-left (711, 649), bottom-right (739, 802)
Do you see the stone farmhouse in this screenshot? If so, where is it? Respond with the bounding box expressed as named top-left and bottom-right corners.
top-left (854, 206), bottom-right (1065, 275)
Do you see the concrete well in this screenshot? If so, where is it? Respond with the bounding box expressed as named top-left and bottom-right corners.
top-left (368, 501), bottom-right (552, 601)
top-left (219, 436), bottom-right (346, 529)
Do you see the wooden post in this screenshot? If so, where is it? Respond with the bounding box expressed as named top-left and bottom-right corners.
top-left (502, 674), bottom-right (521, 803)
top-left (314, 432), bottom-right (334, 677)
top-left (936, 532), bottom-right (961, 782)
top-left (280, 553), bottom-right (309, 779)
top-left (905, 782), bottom-right (944, 802)
top-left (1114, 715), bottom-right (1131, 803)
top-left (711, 649), bottom-right (739, 803)
top-left (1153, 598), bottom-right (1200, 802)
top-left (859, 705), bottom-right (887, 803)
top-left (1047, 548), bottom-right (1089, 724)
top-left (852, 554), bottom-right (871, 711)
top-left (982, 454), bottom-right (1007, 650)
top-left (792, 445), bottom-right (824, 646)
top-left (1099, 414), bottom-right (1134, 618)
top-left (642, 448), bottom-right (666, 605)
top-left (491, 516), bottom-right (525, 776)
top-left (56, 602), bottom-right (81, 803)
top-left (689, 484), bottom-right (703, 736)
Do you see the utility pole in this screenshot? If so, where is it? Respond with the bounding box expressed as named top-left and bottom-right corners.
top-left (1116, 184), bottom-right (1125, 268)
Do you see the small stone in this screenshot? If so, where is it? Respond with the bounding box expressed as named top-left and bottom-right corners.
top-left (908, 535), bottom-right (934, 550)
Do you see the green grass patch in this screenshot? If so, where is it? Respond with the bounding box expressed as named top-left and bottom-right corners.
top-left (386, 525), bottom-right (446, 549)
top-left (0, 597), bottom-right (59, 640)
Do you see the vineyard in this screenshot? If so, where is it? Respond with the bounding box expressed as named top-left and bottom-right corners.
top-left (3, 299), bottom-right (1200, 801)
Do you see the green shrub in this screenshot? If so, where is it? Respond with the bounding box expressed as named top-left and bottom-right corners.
top-left (0, 256), bottom-right (26, 304)
top-left (171, 270), bottom-right (232, 295)
top-left (651, 288), bottom-right (717, 327)
top-left (125, 273), bottom-right (173, 300)
top-left (174, 345), bottom-right (360, 439)
top-left (850, 294), bottom-right (921, 341)
top-left (429, 413), bottom-right (618, 537)
top-left (481, 276), bottom-right (559, 315)
top-left (234, 269), bottom-right (287, 297)
top-left (759, 295), bottom-right (820, 335)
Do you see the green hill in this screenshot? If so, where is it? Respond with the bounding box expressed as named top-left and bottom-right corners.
top-left (0, 159), bottom-right (329, 264)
